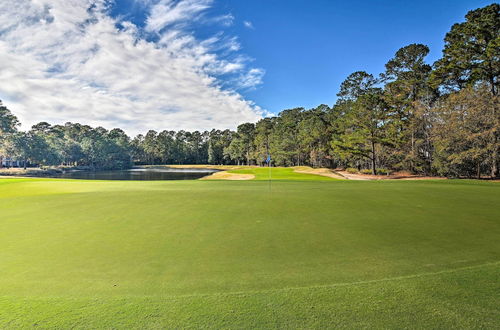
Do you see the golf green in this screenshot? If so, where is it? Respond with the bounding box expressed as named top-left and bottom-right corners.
top-left (0, 177), bottom-right (499, 328)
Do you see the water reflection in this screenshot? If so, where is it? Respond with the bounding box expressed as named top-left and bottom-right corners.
top-left (54, 167), bottom-right (218, 180)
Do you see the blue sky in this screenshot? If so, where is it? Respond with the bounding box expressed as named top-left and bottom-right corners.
top-left (0, 0), bottom-right (495, 134)
top-left (213, 0), bottom-right (494, 112)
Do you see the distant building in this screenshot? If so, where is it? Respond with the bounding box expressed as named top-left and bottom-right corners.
top-left (1, 157), bottom-right (22, 167)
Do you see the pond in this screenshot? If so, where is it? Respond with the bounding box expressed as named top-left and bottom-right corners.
top-left (53, 167), bottom-right (219, 181)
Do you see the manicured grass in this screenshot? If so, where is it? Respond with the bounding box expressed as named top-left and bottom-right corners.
top-left (0, 177), bottom-right (499, 328)
top-left (227, 166), bottom-right (339, 180)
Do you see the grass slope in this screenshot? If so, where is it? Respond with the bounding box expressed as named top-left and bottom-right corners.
top-left (0, 177), bottom-right (499, 328)
top-left (226, 166), bottom-right (340, 180)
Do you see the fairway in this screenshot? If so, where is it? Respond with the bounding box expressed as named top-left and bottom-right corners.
top-left (0, 177), bottom-right (499, 328)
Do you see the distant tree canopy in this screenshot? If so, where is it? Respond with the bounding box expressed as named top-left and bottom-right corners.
top-left (0, 4), bottom-right (498, 178)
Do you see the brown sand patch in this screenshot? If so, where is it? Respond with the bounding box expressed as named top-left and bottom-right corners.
top-left (293, 167), bottom-right (344, 179)
top-left (0, 168), bottom-right (36, 175)
top-left (397, 176), bottom-right (447, 180)
top-left (336, 170), bottom-right (447, 181)
top-left (0, 167), bottom-right (60, 178)
top-left (200, 171), bottom-right (254, 180)
top-left (334, 171), bottom-right (372, 180)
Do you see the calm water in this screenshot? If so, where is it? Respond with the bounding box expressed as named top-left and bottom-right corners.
top-left (54, 167), bottom-right (219, 180)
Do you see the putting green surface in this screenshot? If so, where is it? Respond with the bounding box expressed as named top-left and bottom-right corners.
top-left (226, 167), bottom-right (340, 180)
top-left (0, 177), bottom-right (499, 328)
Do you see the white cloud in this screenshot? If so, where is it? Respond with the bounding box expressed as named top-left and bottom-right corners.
top-left (211, 13), bottom-right (234, 27)
top-left (0, 0), bottom-right (264, 135)
top-left (237, 68), bottom-right (265, 90)
top-left (145, 0), bottom-right (212, 33)
top-left (243, 20), bottom-right (254, 29)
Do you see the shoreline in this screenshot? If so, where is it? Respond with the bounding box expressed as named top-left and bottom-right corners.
top-left (1, 166), bottom-right (497, 181)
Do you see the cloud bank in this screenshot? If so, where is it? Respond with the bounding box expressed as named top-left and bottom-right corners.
top-left (0, 0), bottom-right (265, 135)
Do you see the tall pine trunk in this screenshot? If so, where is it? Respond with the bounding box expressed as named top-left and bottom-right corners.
top-left (492, 144), bottom-right (498, 178)
top-left (492, 92), bottom-right (498, 178)
top-left (371, 140), bottom-right (377, 175)
top-left (411, 129), bottom-right (415, 173)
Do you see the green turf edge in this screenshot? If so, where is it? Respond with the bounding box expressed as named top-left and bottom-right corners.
top-left (1, 263), bottom-right (498, 329)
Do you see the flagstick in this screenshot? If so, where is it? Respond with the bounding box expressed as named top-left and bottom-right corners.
top-left (268, 160), bottom-right (271, 192)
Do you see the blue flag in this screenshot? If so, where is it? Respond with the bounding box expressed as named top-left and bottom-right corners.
top-left (265, 154), bottom-right (271, 163)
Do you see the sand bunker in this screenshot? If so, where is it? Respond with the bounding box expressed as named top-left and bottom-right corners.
top-left (200, 171), bottom-right (255, 180)
top-left (336, 171), bottom-right (447, 181)
top-left (293, 167), bottom-right (345, 179)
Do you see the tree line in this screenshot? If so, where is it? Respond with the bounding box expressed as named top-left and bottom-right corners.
top-left (0, 4), bottom-right (498, 178)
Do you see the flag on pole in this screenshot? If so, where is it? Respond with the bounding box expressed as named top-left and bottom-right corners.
top-left (266, 154), bottom-right (272, 191)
